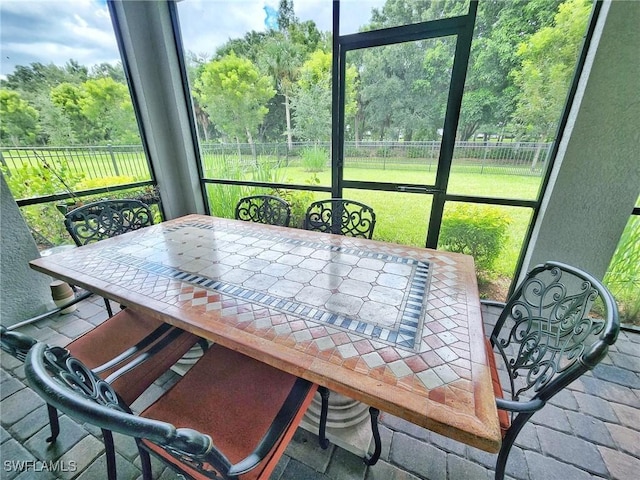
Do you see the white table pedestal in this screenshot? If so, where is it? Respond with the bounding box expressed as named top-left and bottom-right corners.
top-left (301, 390), bottom-right (373, 457)
top-left (171, 343), bottom-right (207, 376)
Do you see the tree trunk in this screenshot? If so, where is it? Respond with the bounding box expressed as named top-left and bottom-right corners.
top-left (531, 133), bottom-right (546, 172)
top-left (246, 128), bottom-right (257, 163)
top-left (284, 93), bottom-right (293, 151)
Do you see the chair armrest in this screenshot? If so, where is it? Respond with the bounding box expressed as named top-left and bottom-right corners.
top-left (0, 326), bottom-right (37, 361)
top-left (93, 323), bottom-right (173, 374)
top-left (103, 327), bottom-right (188, 383)
top-left (480, 299), bottom-right (507, 309)
top-left (227, 378), bottom-right (316, 476)
top-left (496, 397), bottom-right (544, 413)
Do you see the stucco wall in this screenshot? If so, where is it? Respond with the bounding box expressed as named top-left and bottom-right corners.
top-left (1, 173), bottom-right (54, 326)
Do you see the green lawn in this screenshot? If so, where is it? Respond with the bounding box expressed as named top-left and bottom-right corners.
top-left (274, 165), bottom-right (540, 281)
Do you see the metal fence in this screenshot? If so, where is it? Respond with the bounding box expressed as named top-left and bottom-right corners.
top-left (200, 140), bottom-right (551, 177)
top-left (0, 145), bottom-right (151, 181)
top-left (1, 141), bottom-right (552, 184)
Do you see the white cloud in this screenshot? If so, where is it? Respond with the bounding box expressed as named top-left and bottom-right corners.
top-left (0, 0), bottom-right (118, 75)
top-left (0, 0), bottom-right (385, 76)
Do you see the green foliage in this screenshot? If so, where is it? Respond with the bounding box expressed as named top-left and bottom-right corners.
top-left (511, 0), bottom-right (591, 139)
top-left (80, 78), bottom-right (139, 144)
top-left (291, 50), bottom-right (358, 142)
top-left (604, 215), bottom-right (640, 325)
top-left (406, 147), bottom-right (424, 158)
top-left (375, 146), bottom-right (393, 157)
top-left (0, 89), bottom-right (39, 145)
top-left (300, 146), bottom-right (327, 172)
top-left (271, 175), bottom-right (319, 229)
top-left (75, 176), bottom-right (137, 190)
top-left (194, 53), bottom-right (276, 144)
top-left (439, 204), bottom-right (511, 272)
top-left (1, 159), bottom-right (84, 199)
top-left (206, 155), bottom-right (283, 219)
top-left (1, 159), bottom-right (85, 246)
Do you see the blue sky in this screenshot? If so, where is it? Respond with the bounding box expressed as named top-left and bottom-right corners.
top-left (0, 0), bottom-right (385, 78)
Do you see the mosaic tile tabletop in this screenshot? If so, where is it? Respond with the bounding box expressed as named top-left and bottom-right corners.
top-left (31, 215), bottom-right (501, 452)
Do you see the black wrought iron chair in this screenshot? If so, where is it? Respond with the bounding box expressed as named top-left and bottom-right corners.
top-left (1, 308), bottom-right (202, 444)
top-left (25, 340), bottom-right (317, 480)
top-left (483, 261), bottom-right (619, 480)
top-left (304, 199), bottom-right (376, 238)
top-left (235, 195), bottom-right (291, 227)
top-left (64, 199), bottom-right (154, 245)
top-left (63, 199), bottom-right (154, 316)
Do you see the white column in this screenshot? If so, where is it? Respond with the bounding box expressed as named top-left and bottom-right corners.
top-left (109, 0), bottom-right (206, 219)
top-left (521, 1), bottom-right (640, 281)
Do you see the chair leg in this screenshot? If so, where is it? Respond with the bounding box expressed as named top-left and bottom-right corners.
top-left (495, 413), bottom-right (532, 480)
top-left (318, 386), bottom-right (330, 449)
top-left (364, 407), bottom-right (381, 466)
top-left (102, 429), bottom-right (117, 480)
top-left (197, 338), bottom-right (209, 354)
top-left (45, 404), bottom-right (60, 443)
top-left (103, 298), bottom-right (113, 318)
top-left (137, 441), bottom-right (154, 480)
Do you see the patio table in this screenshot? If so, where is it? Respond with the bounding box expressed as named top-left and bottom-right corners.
top-left (29, 214), bottom-right (501, 456)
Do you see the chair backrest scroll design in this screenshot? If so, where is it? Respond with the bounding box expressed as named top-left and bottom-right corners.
top-left (64, 199), bottom-right (154, 246)
top-left (489, 261), bottom-right (619, 403)
top-left (235, 195), bottom-right (291, 227)
top-left (304, 199), bottom-right (376, 239)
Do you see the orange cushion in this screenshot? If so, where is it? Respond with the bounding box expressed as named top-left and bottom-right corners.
top-left (140, 344), bottom-right (317, 480)
top-left (66, 309), bottom-right (199, 405)
top-left (485, 337), bottom-right (511, 437)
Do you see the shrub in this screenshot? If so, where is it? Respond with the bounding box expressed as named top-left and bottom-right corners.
top-left (271, 174), bottom-right (320, 228)
top-left (439, 204), bottom-right (511, 272)
top-left (74, 175), bottom-right (137, 190)
top-left (406, 147), bottom-right (424, 158)
top-left (300, 146), bottom-right (328, 172)
top-left (604, 215), bottom-right (640, 325)
top-left (375, 146), bottom-right (393, 157)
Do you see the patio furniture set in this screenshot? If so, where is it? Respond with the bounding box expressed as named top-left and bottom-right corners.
top-left (0, 197), bottom-right (620, 480)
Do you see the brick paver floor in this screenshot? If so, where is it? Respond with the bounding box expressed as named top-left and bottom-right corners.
top-left (1, 296), bottom-right (638, 480)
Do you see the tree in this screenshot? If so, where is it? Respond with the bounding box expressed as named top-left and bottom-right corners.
top-left (79, 78), bottom-right (139, 144)
top-left (360, 40), bottom-right (434, 141)
top-left (277, 0), bottom-right (296, 31)
top-left (0, 89), bottom-right (39, 145)
top-left (90, 62), bottom-right (126, 83)
top-left (194, 53), bottom-right (275, 153)
top-left (36, 93), bottom-right (78, 145)
top-left (511, 0), bottom-right (592, 141)
top-left (50, 82), bottom-right (92, 143)
top-left (362, 0), bottom-right (465, 141)
top-left (363, 0), bottom-right (564, 140)
top-left (469, 0), bottom-right (562, 139)
top-left (291, 50), bottom-right (357, 142)
top-left (186, 52), bottom-right (215, 142)
top-left (215, 31), bottom-right (269, 64)
top-left (258, 33), bottom-right (305, 149)
top-left (1, 60), bottom-right (87, 103)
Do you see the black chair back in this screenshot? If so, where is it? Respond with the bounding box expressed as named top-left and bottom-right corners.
top-left (64, 199), bottom-right (154, 246)
top-left (235, 195), bottom-right (291, 227)
top-left (304, 199), bottom-right (376, 238)
top-left (490, 261), bottom-right (619, 402)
